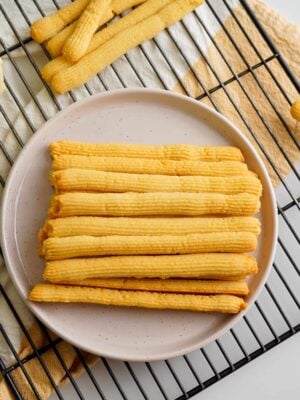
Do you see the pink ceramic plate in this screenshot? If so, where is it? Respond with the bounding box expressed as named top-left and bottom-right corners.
top-left (1, 89), bottom-right (277, 361)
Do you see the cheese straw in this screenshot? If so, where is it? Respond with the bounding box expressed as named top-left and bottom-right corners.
top-left (49, 192), bottom-right (260, 218)
top-left (51, 169), bottom-right (262, 195)
top-left (52, 155), bottom-right (249, 176)
top-left (41, 232), bottom-right (257, 260)
top-left (62, 0), bottom-right (112, 62)
top-left (39, 216), bottom-right (261, 241)
top-left (58, 278), bottom-right (250, 296)
top-left (29, 284), bottom-right (247, 314)
top-left (50, 141), bottom-right (244, 161)
top-left (44, 253), bottom-right (258, 281)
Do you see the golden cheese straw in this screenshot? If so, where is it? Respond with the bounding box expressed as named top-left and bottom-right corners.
top-left (60, 278), bottom-right (250, 296)
top-left (29, 284), bottom-right (247, 314)
top-left (51, 0), bottom-right (206, 93)
top-left (63, 0), bottom-right (111, 62)
top-left (41, 232), bottom-right (257, 260)
top-left (44, 253), bottom-right (258, 281)
top-left (49, 192), bottom-right (260, 218)
top-left (31, 0), bottom-right (90, 43)
top-left (50, 141), bottom-right (244, 161)
top-left (39, 216), bottom-right (261, 241)
top-left (46, 8), bottom-right (114, 57)
top-left (52, 155), bottom-right (249, 175)
top-left (42, 0), bottom-right (172, 79)
top-left (51, 169), bottom-right (262, 195)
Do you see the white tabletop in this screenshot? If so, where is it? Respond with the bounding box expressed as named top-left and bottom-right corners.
top-left (193, 333), bottom-right (300, 399)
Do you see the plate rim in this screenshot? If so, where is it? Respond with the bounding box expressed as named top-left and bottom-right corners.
top-left (0, 88), bottom-right (278, 361)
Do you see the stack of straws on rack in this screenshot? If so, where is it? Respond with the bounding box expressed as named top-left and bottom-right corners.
top-left (30, 0), bottom-right (206, 93)
top-left (29, 141), bottom-right (263, 314)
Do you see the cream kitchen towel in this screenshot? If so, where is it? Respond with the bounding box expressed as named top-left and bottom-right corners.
top-left (0, 0), bottom-right (299, 398)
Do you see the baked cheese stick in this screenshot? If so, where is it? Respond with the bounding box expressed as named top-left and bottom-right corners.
top-left (62, 0), bottom-right (111, 62)
top-left (52, 155), bottom-right (249, 175)
top-left (42, 0), bottom-right (173, 78)
top-left (41, 232), bottom-right (257, 260)
top-left (51, 169), bottom-right (262, 195)
top-left (50, 0), bottom-right (206, 93)
top-left (59, 278), bottom-right (250, 296)
top-left (50, 141), bottom-right (244, 161)
top-left (49, 192), bottom-right (260, 218)
top-left (31, 0), bottom-right (90, 43)
top-left (28, 284), bottom-right (247, 314)
top-left (44, 253), bottom-right (258, 281)
top-left (39, 216), bottom-right (261, 241)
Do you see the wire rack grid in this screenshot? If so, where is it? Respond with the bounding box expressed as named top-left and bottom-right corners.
top-left (0, 0), bottom-right (299, 399)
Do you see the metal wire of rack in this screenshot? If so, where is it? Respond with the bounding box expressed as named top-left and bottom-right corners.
top-left (0, 0), bottom-right (299, 399)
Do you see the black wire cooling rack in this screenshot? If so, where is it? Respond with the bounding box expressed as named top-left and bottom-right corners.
top-left (0, 0), bottom-right (299, 399)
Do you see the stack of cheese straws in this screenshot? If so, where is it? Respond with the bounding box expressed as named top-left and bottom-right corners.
top-left (29, 141), bottom-right (262, 314)
top-left (30, 0), bottom-right (206, 93)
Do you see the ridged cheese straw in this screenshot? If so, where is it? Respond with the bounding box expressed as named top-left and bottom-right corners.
top-left (59, 278), bottom-right (250, 296)
top-left (49, 192), bottom-right (260, 218)
top-left (52, 155), bottom-right (249, 175)
top-left (50, 0), bottom-right (206, 93)
top-left (39, 216), bottom-right (261, 241)
top-left (50, 141), bottom-right (244, 161)
top-left (46, 8), bottom-right (114, 57)
top-left (31, 0), bottom-right (90, 43)
top-left (62, 0), bottom-right (111, 62)
top-left (41, 232), bottom-right (257, 260)
top-left (42, 0), bottom-right (173, 78)
top-left (44, 253), bottom-right (258, 281)
top-left (28, 284), bottom-right (247, 314)
top-left (51, 169), bottom-right (262, 195)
